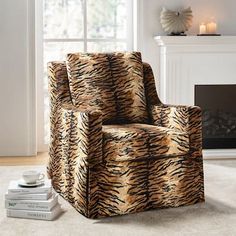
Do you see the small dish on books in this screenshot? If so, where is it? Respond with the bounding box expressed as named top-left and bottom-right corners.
top-left (17, 179), bottom-right (45, 188)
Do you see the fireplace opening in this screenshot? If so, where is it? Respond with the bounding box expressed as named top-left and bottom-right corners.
top-left (195, 85), bottom-right (236, 149)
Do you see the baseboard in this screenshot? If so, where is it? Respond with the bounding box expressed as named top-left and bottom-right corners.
top-left (203, 149), bottom-right (236, 159)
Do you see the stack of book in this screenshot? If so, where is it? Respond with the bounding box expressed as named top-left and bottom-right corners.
top-left (5, 179), bottom-right (62, 220)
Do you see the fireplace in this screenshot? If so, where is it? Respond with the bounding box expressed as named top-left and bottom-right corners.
top-left (195, 85), bottom-right (236, 149)
top-left (155, 36), bottom-right (236, 157)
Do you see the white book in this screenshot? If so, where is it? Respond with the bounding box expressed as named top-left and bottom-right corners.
top-left (8, 180), bottom-right (52, 194)
top-left (5, 191), bottom-right (52, 200)
top-left (6, 204), bottom-right (62, 221)
top-left (5, 193), bottom-right (58, 211)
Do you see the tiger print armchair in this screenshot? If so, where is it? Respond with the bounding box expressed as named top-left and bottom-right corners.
top-left (47, 52), bottom-right (204, 219)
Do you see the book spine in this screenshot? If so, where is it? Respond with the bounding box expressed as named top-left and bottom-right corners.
top-left (5, 195), bottom-right (58, 211)
top-left (6, 205), bottom-right (62, 221)
top-left (8, 188), bottom-right (51, 195)
top-left (6, 209), bottom-right (53, 221)
top-left (5, 193), bottom-right (51, 200)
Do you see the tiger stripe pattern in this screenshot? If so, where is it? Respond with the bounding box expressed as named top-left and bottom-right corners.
top-left (66, 52), bottom-right (148, 124)
top-left (47, 62), bottom-right (72, 194)
top-left (143, 62), bottom-right (161, 106)
top-left (66, 53), bottom-right (116, 122)
top-left (103, 123), bottom-right (189, 162)
top-left (60, 105), bottom-right (103, 217)
top-left (47, 52), bottom-right (204, 219)
top-left (98, 155), bottom-right (204, 217)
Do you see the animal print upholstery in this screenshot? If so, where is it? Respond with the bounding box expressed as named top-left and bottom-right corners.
top-left (143, 62), bottom-right (161, 106)
top-left (150, 104), bottom-right (202, 150)
top-left (47, 52), bottom-right (204, 219)
top-left (103, 124), bottom-right (189, 162)
top-left (66, 52), bottom-right (148, 124)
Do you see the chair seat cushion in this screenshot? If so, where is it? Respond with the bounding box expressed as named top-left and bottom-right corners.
top-left (102, 123), bottom-right (189, 162)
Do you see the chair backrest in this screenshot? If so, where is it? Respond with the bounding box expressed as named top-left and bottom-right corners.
top-left (66, 52), bottom-right (149, 124)
top-left (48, 52), bottom-right (161, 124)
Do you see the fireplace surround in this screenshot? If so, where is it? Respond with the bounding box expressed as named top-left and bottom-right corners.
top-left (155, 36), bottom-right (236, 157)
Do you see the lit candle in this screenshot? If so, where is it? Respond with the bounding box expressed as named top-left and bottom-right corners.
top-left (199, 23), bottom-right (206, 34)
top-left (206, 21), bottom-right (217, 34)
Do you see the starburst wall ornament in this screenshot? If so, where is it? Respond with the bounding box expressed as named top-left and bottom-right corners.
top-left (160, 7), bottom-right (193, 36)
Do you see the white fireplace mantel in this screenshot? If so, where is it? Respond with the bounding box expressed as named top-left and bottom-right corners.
top-left (154, 36), bottom-right (236, 159)
top-left (155, 35), bottom-right (236, 47)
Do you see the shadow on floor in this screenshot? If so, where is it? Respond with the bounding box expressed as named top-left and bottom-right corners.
top-left (94, 196), bottom-right (236, 226)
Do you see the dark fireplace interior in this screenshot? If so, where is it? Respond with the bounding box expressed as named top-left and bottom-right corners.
top-left (195, 85), bottom-right (236, 149)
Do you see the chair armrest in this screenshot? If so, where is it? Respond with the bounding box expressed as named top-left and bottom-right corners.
top-left (48, 104), bottom-right (103, 217)
top-left (63, 104), bottom-right (103, 166)
top-left (50, 103), bottom-right (103, 167)
top-left (150, 104), bottom-right (202, 150)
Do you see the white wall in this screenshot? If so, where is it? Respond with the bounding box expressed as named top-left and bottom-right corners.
top-left (139, 0), bottom-right (236, 93)
top-left (0, 0), bottom-right (36, 156)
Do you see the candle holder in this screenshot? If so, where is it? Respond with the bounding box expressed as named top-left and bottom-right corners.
top-left (198, 20), bottom-right (221, 36)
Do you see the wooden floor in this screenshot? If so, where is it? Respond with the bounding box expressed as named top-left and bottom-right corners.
top-left (0, 152), bottom-right (48, 166)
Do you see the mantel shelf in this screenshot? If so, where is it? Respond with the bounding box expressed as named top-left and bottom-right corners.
top-left (154, 35), bottom-right (236, 46)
